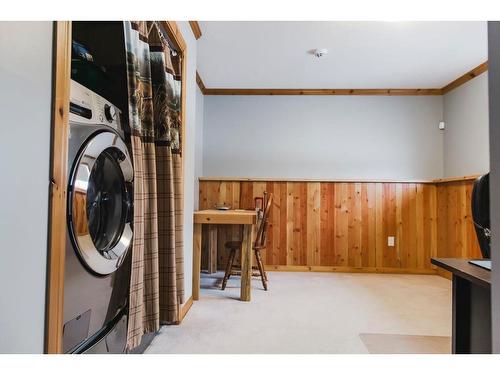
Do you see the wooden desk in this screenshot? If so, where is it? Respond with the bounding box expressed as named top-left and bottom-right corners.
top-left (193, 210), bottom-right (257, 302)
top-left (431, 258), bottom-right (491, 354)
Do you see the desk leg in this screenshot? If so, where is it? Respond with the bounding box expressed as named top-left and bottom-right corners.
top-left (240, 224), bottom-right (255, 301)
top-left (193, 223), bottom-right (202, 301)
top-left (452, 274), bottom-right (492, 354)
top-left (452, 275), bottom-right (471, 353)
top-left (207, 224), bottom-right (218, 274)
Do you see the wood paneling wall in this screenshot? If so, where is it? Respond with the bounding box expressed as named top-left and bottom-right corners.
top-left (200, 180), bottom-right (444, 274)
top-left (436, 180), bottom-right (482, 277)
top-left (199, 178), bottom-right (482, 275)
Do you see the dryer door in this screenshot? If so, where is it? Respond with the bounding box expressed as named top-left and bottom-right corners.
top-left (69, 131), bottom-right (134, 275)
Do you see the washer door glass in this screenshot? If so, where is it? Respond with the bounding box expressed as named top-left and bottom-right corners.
top-left (70, 131), bottom-right (133, 275)
top-left (87, 150), bottom-right (126, 252)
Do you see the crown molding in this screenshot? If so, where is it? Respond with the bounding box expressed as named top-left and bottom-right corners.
top-left (196, 61), bottom-right (489, 96)
top-left (202, 88), bottom-right (443, 96)
top-left (196, 71), bottom-right (207, 94)
top-left (189, 21), bottom-right (202, 40)
top-left (441, 61), bottom-right (488, 94)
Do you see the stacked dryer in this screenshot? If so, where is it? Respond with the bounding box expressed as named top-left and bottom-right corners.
top-left (62, 79), bottom-right (133, 353)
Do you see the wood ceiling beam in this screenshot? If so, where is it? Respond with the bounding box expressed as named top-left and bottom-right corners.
top-left (189, 21), bottom-right (202, 40)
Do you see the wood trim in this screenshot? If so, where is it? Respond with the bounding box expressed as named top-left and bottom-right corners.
top-left (203, 88), bottom-right (443, 96)
top-left (199, 175), bottom-right (483, 185)
top-left (178, 296), bottom-right (194, 322)
top-left (196, 60), bottom-right (488, 97)
top-left (45, 21), bottom-right (72, 354)
top-left (432, 174), bottom-right (482, 184)
top-left (199, 176), bottom-right (436, 184)
top-left (264, 265), bottom-right (437, 275)
top-left (161, 21), bottom-right (187, 53)
top-left (196, 71), bottom-right (207, 94)
top-left (188, 21), bottom-right (202, 40)
top-left (441, 61), bottom-right (489, 94)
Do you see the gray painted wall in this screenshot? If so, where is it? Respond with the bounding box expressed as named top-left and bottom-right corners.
top-left (0, 22), bottom-right (53, 353)
top-left (488, 21), bottom-right (500, 354)
top-left (443, 72), bottom-right (490, 177)
top-left (203, 95), bottom-right (444, 180)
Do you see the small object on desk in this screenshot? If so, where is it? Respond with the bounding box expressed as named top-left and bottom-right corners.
top-left (468, 259), bottom-right (492, 271)
top-left (215, 204), bottom-right (231, 210)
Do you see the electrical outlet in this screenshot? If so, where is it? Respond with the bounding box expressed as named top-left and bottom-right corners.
top-left (387, 236), bottom-right (395, 247)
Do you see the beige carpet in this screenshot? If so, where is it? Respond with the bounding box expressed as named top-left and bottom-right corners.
top-left (360, 333), bottom-right (451, 354)
top-left (146, 272), bottom-right (452, 354)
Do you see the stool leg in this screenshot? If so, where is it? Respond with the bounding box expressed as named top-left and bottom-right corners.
top-left (255, 250), bottom-right (268, 291)
top-left (222, 248), bottom-right (236, 290)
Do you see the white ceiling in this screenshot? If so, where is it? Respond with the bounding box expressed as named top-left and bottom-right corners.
top-left (196, 21), bottom-right (488, 89)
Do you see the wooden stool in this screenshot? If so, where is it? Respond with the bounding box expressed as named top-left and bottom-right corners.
top-left (221, 193), bottom-right (273, 291)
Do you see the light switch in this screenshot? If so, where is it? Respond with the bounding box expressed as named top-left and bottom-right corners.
top-left (387, 236), bottom-right (395, 247)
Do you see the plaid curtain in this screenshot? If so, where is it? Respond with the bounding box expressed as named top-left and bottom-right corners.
top-left (124, 21), bottom-right (185, 351)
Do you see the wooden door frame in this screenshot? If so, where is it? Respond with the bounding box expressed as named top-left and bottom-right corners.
top-left (45, 20), bottom-right (71, 354)
top-left (44, 20), bottom-right (188, 353)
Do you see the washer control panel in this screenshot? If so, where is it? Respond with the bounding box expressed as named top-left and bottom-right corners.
top-left (69, 80), bottom-right (121, 130)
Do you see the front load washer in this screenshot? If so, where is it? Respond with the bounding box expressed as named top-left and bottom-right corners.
top-left (63, 80), bottom-right (133, 353)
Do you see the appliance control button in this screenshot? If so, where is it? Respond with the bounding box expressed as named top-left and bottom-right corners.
top-left (104, 104), bottom-right (117, 122)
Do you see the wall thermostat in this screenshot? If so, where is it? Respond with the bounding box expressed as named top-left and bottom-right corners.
top-left (439, 121), bottom-right (445, 130)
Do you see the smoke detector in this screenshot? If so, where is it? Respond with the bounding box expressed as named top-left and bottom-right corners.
top-left (313, 49), bottom-right (328, 58)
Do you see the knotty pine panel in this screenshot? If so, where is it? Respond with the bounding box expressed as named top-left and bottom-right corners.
top-left (436, 180), bottom-right (482, 260)
top-left (199, 180), bottom-right (444, 273)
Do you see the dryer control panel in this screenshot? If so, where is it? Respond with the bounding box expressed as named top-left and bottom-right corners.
top-left (69, 80), bottom-right (121, 130)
